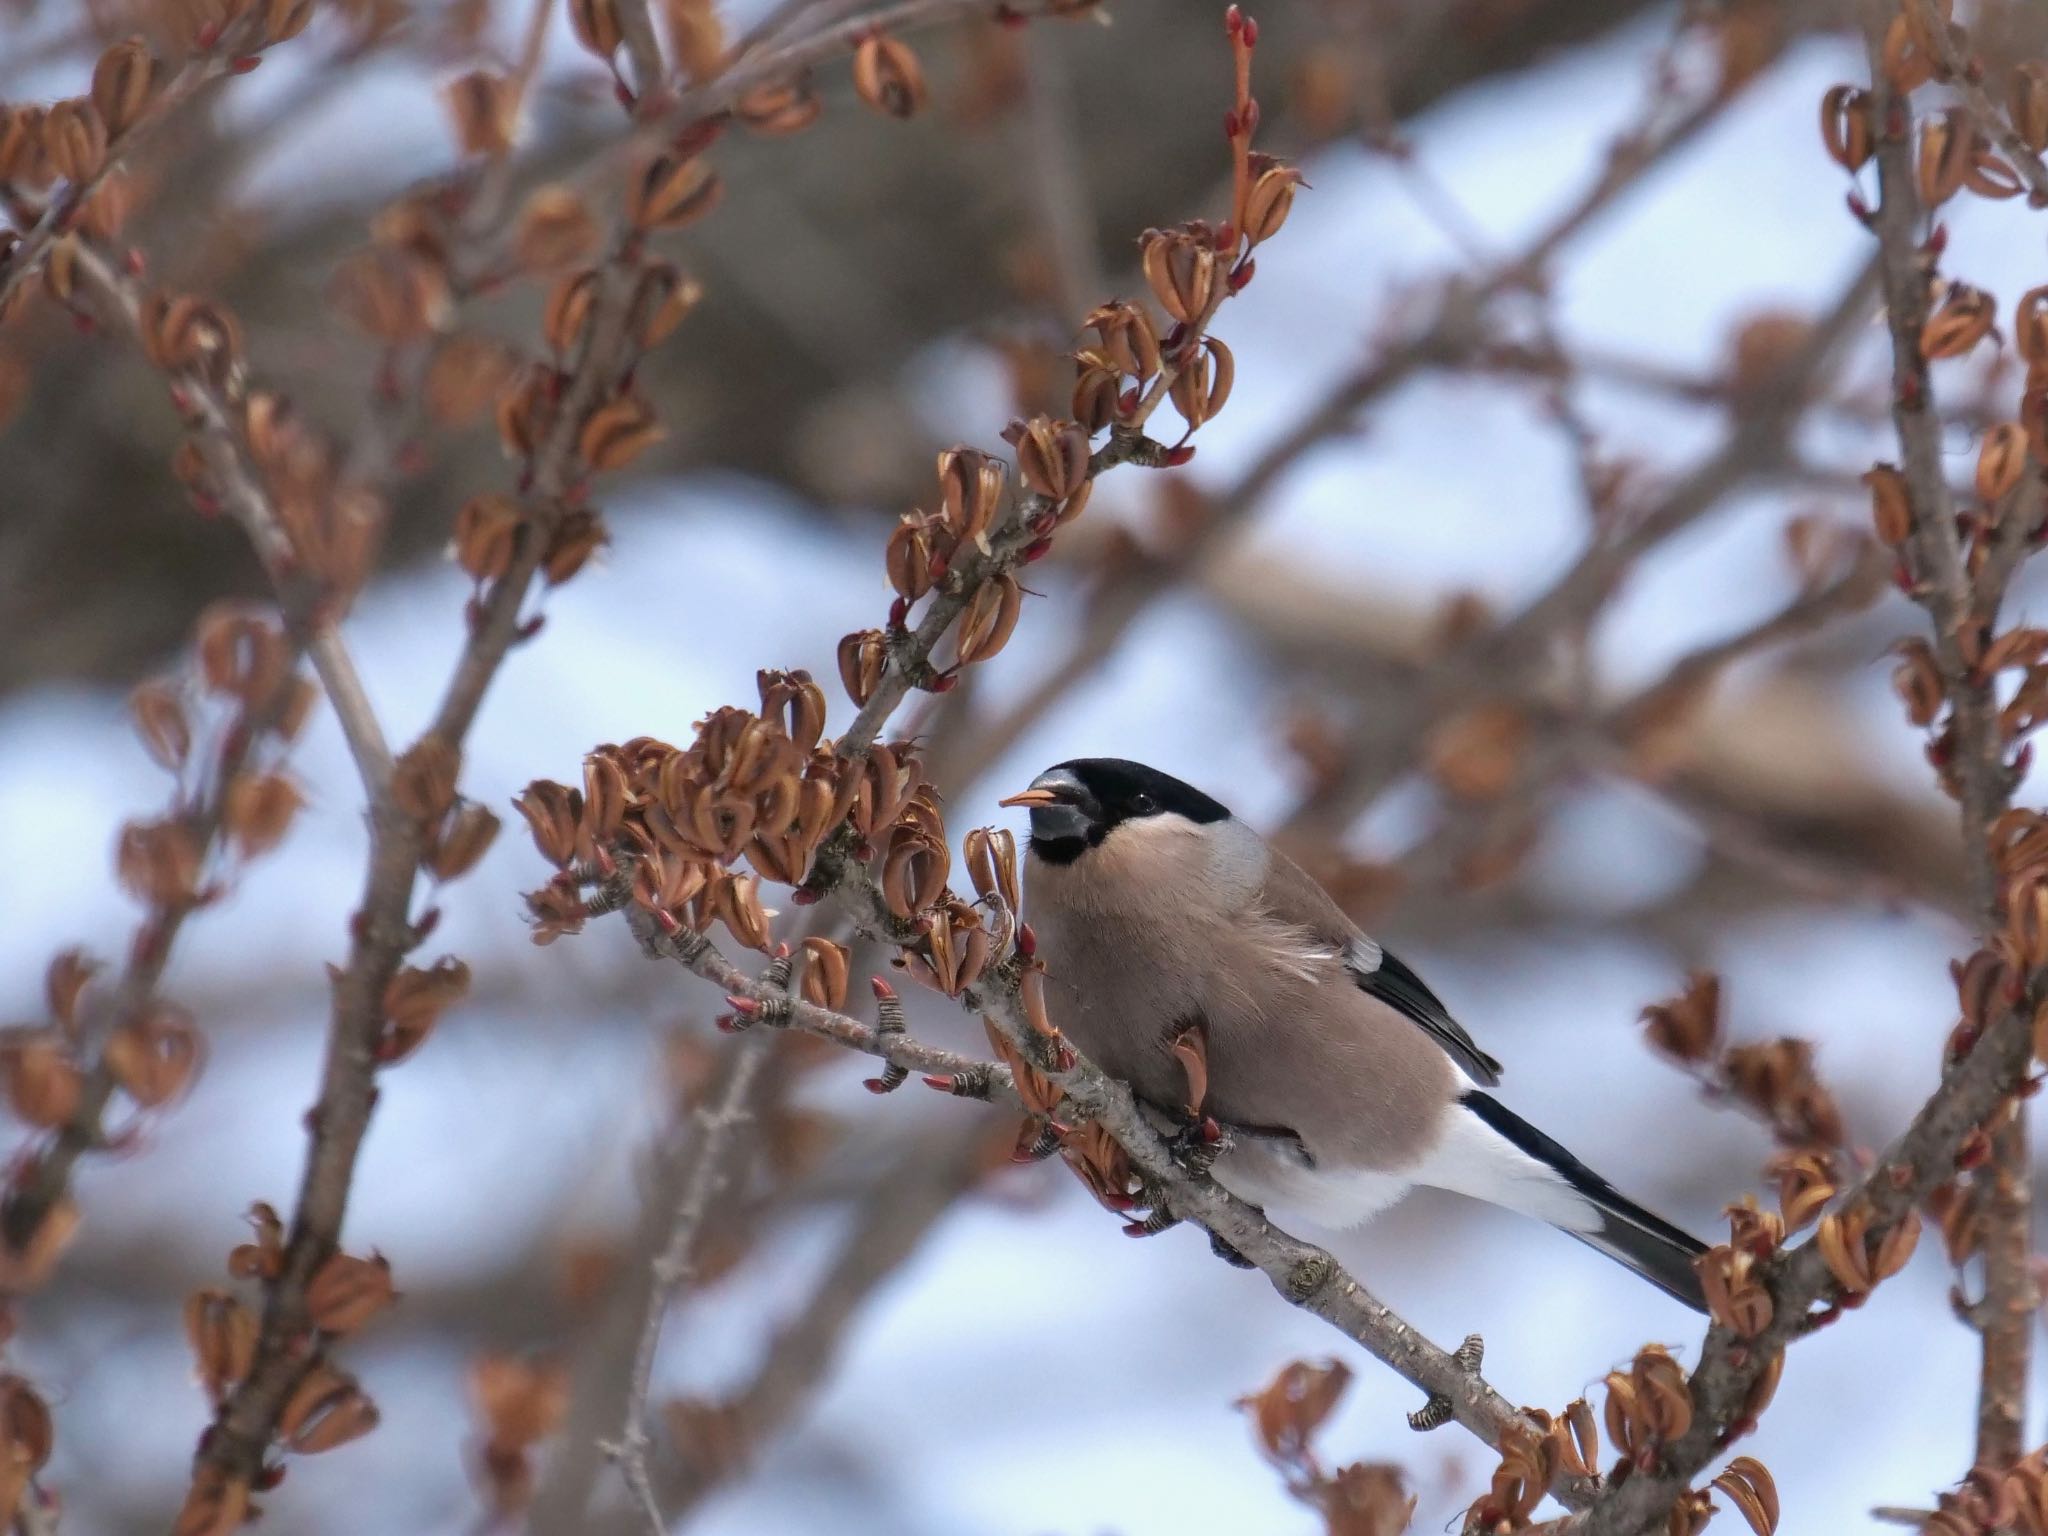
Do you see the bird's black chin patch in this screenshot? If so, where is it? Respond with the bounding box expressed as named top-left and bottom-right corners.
top-left (1027, 832), bottom-right (1091, 866)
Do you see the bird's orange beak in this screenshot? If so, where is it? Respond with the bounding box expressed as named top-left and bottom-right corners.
top-left (998, 787), bottom-right (1063, 808)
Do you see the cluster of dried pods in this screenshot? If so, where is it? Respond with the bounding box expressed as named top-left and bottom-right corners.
top-left (1236, 1358), bottom-right (1417, 1536)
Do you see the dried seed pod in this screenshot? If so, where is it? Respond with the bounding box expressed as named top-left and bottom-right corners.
top-left (104, 1005), bottom-right (202, 1107)
top-left (1011, 416), bottom-right (1089, 501)
top-left (1892, 636), bottom-right (1946, 726)
top-left (837, 628), bottom-right (888, 706)
top-left (964, 825), bottom-right (1019, 910)
top-left (633, 262), bottom-right (703, 349)
top-left (2018, 287), bottom-right (2048, 371)
top-left (1241, 156), bottom-right (1303, 244)
top-left (735, 70), bottom-right (823, 134)
top-left (142, 292), bottom-right (246, 383)
top-left (579, 391), bottom-right (664, 471)
top-left (628, 153), bottom-right (722, 232)
top-left (392, 737), bottom-right (461, 823)
top-left (1, 1040), bottom-right (82, 1128)
top-left (92, 36), bottom-right (159, 137)
top-left (331, 246), bottom-right (453, 344)
top-left (1819, 84), bottom-right (1872, 172)
top-left (852, 33), bottom-right (926, 118)
top-left (227, 1201), bottom-right (285, 1280)
top-left (1712, 1457), bottom-right (1780, 1536)
top-left (130, 675), bottom-right (191, 772)
top-left (1072, 353), bottom-right (1122, 433)
top-left (1978, 422), bottom-right (2031, 504)
top-left (452, 494), bottom-right (523, 584)
top-left (568, 0), bottom-right (624, 59)
top-left (424, 334), bottom-right (520, 428)
top-left (885, 514), bottom-right (940, 602)
top-left (0, 107), bottom-right (42, 183)
top-left (757, 669), bottom-right (828, 754)
top-left (516, 183), bottom-right (600, 271)
top-left (42, 98), bottom-right (107, 182)
top-left (541, 269), bottom-right (600, 360)
top-left (306, 1251), bottom-right (396, 1334)
top-left (956, 573), bottom-right (1023, 665)
top-left (1881, 13), bottom-right (1935, 93)
top-left (543, 509), bottom-right (607, 585)
top-left (1169, 335), bottom-right (1235, 431)
top-left (881, 828), bottom-right (949, 918)
top-left (184, 1289), bottom-right (258, 1403)
top-left (1140, 228), bottom-right (1217, 324)
top-left (1863, 463), bottom-right (1913, 546)
top-left (444, 68), bottom-right (519, 157)
top-left (938, 446), bottom-right (1005, 547)
top-left (1640, 971), bottom-right (1721, 1063)
top-left (280, 1365), bottom-right (380, 1454)
top-left (798, 937), bottom-right (850, 1010)
top-left (2012, 62), bottom-right (2048, 154)
top-left (500, 366), bottom-right (559, 464)
top-left (381, 956), bottom-right (470, 1063)
top-left (1917, 108), bottom-right (1976, 209)
top-left (1766, 1148), bottom-right (1838, 1231)
top-left (1083, 300), bottom-right (1162, 380)
top-left (224, 771), bottom-right (305, 858)
top-left (1922, 282), bottom-right (1995, 360)
top-left (45, 949), bottom-right (98, 1034)
top-left (117, 818), bottom-right (203, 908)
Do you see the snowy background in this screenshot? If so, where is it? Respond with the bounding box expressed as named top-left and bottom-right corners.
top-left (0, 1), bottom-right (2033, 1531)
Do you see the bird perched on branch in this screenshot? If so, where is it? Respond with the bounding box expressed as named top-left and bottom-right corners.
top-left (1000, 757), bottom-right (1707, 1311)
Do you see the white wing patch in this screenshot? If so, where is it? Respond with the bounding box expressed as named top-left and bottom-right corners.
top-left (1345, 936), bottom-right (1383, 976)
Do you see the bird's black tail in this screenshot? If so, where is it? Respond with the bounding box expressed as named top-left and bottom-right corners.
top-left (1459, 1091), bottom-right (1708, 1313)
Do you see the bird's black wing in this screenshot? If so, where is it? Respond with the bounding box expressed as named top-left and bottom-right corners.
top-left (1347, 944), bottom-right (1503, 1087)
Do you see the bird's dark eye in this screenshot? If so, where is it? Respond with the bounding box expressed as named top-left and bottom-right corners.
top-left (1129, 792), bottom-right (1155, 815)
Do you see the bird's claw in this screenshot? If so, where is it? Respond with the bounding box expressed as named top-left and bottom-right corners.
top-left (1407, 1332), bottom-right (1484, 1432)
top-left (1166, 1113), bottom-right (1228, 1176)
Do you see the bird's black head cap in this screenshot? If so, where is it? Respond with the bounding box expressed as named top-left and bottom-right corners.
top-left (1002, 757), bottom-right (1231, 864)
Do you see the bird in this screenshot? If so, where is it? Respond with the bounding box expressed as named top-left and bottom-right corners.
top-left (998, 756), bottom-right (1708, 1311)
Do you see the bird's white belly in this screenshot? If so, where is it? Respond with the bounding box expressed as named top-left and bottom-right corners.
top-left (1211, 1142), bottom-right (1419, 1230)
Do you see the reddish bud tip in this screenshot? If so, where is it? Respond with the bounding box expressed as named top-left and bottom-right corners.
top-left (1228, 257), bottom-right (1257, 291)
top-left (888, 596), bottom-right (910, 628)
top-left (862, 1077), bottom-right (892, 1093)
top-left (1224, 109), bottom-right (1240, 139)
top-left (1213, 221), bottom-right (1236, 252)
top-left (871, 976), bottom-right (897, 999)
top-left (1926, 222), bottom-right (1949, 258)
top-left (929, 669), bottom-right (959, 693)
top-left (1241, 16), bottom-right (1258, 45)
top-left (1163, 445), bottom-right (1197, 467)
top-left (654, 908), bottom-right (681, 934)
top-left (727, 995), bottom-right (760, 1016)
top-left (229, 54), bottom-right (262, 73)
top-left (715, 1014), bottom-right (743, 1033)
top-left (124, 248), bottom-right (146, 277)
top-left (791, 888), bottom-right (820, 905)
top-left (1022, 537), bottom-right (1055, 563)
top-left (922, 1074), bottom-right (955, 1091)
top-left (1016, 922), bottom-right (1037, 958)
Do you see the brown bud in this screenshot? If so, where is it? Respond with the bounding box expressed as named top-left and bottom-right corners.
top-left (92, 36), bottom-right (159, 137)
top-left (1863, 463), bottom-right (1913, 545)
top-left (1818, 84), bottom-right (1871, 172)
top-left (1892, 636), bottom-right (1946, 726)
top-left (579, 391), bottom-right (664, 472)
top-left (306, 1251), bottom-right (396, 1334)
top-left (224, 771), bottom-right (305, 858)
top-left (516, 183), bottom-right (600, 271)
top-left (1711, 1457), bottom-right (1780, 1536)
top-left (885, 515), bottom-right (940, 603)
top-left (628, 154), bottom-right (722, 232)
top-left (542, 270), bottom-right (600, 359)
top-left (227, 1201), bottom-right (285, 1281)
top-left (568, 0), bottom-right (624, 59)
top-left (1084, 301), bottom-right (1162, 380)
top-left (444, 69), bottom-right (519, 158)
top-left (141, 292), bottom-right (245, 383)
top-left (1072, 354), bottom-right (1122, 433)
top-left (42, 98), bottom-right (107, 183)
top-left (852, 33), bottom-right (927, 118)
top-left (1917, 108), bottom-right (1975, 209)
